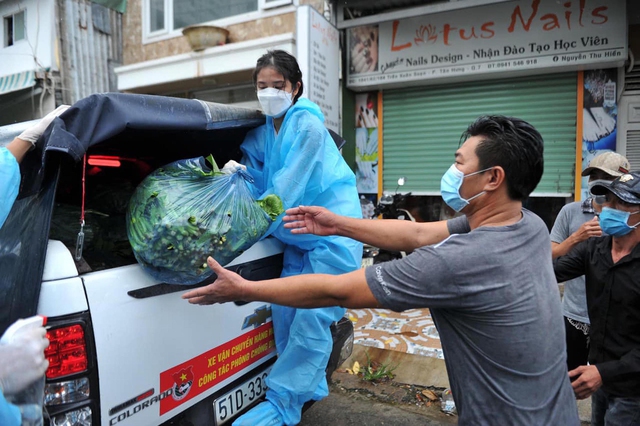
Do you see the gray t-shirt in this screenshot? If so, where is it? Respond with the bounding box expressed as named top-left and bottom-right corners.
top-left (549, 201), bottom-right (594, 323)
top-left (364, 209), bottom-right (579, 426)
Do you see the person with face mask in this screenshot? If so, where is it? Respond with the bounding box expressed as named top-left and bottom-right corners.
top-left (211, 50), bottom-right (362, 426)
top-left (549, 152), bottom-right (631, 373)
top-left (554, 172), bottom-right (640, 426)
top-left (184, 115), bottom-right (580, 425)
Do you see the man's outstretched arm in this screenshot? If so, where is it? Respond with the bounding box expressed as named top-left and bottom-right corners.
top-left (182, 257), bottom-right (381, 309)
top-left (283, 206), bottom-right (452, 252)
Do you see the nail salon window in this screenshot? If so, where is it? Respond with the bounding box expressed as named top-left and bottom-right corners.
top-left (144, 0), bottom-right (293, 42)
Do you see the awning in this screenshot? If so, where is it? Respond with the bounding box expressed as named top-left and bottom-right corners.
top-left (0, 70), bottom-right (36, 96)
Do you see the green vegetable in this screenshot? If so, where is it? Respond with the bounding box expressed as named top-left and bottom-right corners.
top-left (257, 194), bottom-right (285, 220)
top-left (126, 155), bottom-right (284, 285)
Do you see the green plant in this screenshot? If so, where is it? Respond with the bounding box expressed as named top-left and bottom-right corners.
top-left (360, 352), bottom-right (397, 382)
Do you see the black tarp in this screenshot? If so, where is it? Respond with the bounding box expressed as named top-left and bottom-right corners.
top-left (0, 92), bottom-right (346, 333)
top-left (20, 92), bottom-right (266, 197)
top-left (0, 93), bottom-right (265, 333)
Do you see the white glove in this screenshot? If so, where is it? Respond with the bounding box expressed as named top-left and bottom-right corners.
top-left (0, 326), bottom-right (49, 395)
top-left (18, 105), bottom-right (70, 146)
top-left (221, 160), bottom-right (247, 174)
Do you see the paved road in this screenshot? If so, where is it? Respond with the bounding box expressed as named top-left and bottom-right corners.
top-left (299, 371), bottom-right (458, 426)
top-left (300, 390), bottom-right (457, 425)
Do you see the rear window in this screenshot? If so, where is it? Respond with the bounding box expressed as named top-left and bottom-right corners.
top-left (48, 126), bottom-right (253, 273)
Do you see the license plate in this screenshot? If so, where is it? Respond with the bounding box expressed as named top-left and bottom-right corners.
top-left (361, 257), bottom-right (374, 268)
top-left (214, 366), bottom-right (271, 425)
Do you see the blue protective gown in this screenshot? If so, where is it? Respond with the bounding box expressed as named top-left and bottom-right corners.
top-left (0, 148), bottom-right (21, 229)
top-left (235, 98), bottom-right (362, 425)
top-left (0, 390), bottom-right (21, 426)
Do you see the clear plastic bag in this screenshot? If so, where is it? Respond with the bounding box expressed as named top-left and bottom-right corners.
top-left (126, 155), bottom-right (282, 284)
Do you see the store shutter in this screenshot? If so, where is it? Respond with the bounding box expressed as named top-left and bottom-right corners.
top-left (382, 73), bottom-right (577, 195)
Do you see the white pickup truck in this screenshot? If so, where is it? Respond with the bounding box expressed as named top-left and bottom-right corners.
top-left (0, 93), bottom-right (354, 426)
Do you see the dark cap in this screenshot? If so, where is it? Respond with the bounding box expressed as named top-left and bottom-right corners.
top-left (591, 172), bottom-right (640, 204)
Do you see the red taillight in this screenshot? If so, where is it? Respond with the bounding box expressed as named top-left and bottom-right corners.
top-left (88, 155), bottom-right (121, 167)
top-left (45, 325), bottom-right (88, 379)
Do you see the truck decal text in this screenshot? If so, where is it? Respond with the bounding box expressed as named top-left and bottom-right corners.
top-left (159, 322), bottom-right (275, 415)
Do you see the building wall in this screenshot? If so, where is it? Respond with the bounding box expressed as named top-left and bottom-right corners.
top-left (0, 0), bottom-right (56, 77)
top-left (57, 0), bottom-right (123, 104)
top-left (122, 0), bottom-right (324, 66)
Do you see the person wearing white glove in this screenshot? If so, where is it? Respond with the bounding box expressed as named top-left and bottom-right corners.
top-left (0, 105), bottom-right (69, 229)
top-left (0, 324), bottom-right (49, 426)
top-left (220, 160), bottom-right (247, 174)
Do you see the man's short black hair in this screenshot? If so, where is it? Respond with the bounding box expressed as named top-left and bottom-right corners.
top-left (462, 115), bottom-right (544, 201)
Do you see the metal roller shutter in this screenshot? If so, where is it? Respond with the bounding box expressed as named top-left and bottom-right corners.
top-left (382, 73), bottom-right (577, 196)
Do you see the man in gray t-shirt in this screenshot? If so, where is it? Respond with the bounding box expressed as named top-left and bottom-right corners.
top-left (549, 152), bottom-right (630, 371)
top-left (363, 210), bottom-right (577, 425)
top-left (183, 116), bottom-right (580, 425)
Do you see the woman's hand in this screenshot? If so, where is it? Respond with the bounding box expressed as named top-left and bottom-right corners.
top-left (0, 326), bottom-right (49, 395)
top-left (182, 257), bottom-right (248, 305)
top-left (18, 105), bottom-right (70, 146)
top-left (282, 206), bottom-right (340, 236)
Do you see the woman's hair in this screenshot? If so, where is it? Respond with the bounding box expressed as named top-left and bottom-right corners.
top-left (252, 50), bottom-right (304, 103)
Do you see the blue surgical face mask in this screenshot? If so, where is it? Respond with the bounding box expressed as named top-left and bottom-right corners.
top-left (598, 207), bottom-right (640, 237)
top-left (440, 164), bottom-right (492, 212)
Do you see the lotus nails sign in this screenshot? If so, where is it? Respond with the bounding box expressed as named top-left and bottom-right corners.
top-left (347, 0), bottom-right (626, 89)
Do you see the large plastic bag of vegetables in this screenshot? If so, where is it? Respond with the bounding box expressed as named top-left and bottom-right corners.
top-left (126, 155), bottom-right (284, 285)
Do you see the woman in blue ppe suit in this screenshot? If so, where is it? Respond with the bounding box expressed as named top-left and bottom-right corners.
top-left (0, 106), bottom-right (65, 425)
top-left (231, 50), bottom-right (362, 426)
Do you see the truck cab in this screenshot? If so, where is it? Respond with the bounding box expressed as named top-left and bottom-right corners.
top-left (0, 93), bottom-right (354, 426)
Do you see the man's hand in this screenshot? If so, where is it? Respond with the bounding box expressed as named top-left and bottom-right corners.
top-left (17, 105), bottom-right (70, 146)
top-left (568, 365), bottom-right (603, 399)
top-left (0, 326), bottom-right (49, 395)
top-left (282, 206), bottom-right (340, 236)
top-left (182, 257), bottom-right (248, 305)
top-left (571, 217), bottom-right (602, 243)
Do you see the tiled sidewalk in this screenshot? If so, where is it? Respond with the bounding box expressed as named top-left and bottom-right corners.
top-left (346, 308), bottom-right (443, 359)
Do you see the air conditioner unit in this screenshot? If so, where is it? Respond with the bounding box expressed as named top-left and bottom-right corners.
top-left (618, 57), bottom-right (640, 170)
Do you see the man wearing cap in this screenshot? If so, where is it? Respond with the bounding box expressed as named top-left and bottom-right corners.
top-left (554, 172), bottom-right (640, 425)
top-left (550, 152), bottom-right (631, 372)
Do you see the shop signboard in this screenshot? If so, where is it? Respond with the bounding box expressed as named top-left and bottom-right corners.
top-left (347, 0), bottom-right (626, 90)
top-left (297, 5), bottom-right (340, 133)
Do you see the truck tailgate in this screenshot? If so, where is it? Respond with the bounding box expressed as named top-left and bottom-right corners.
top-left (83, 264), bottom-right (276, 426)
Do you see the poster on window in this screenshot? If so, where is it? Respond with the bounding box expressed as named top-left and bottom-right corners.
top-left (355, 92), bottom-right (379, 195)
top-left (581, 68), bottom-right (618, 200)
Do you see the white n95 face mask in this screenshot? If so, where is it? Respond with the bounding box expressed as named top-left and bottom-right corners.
top-left (257, 88), bottom-right (293, 118)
